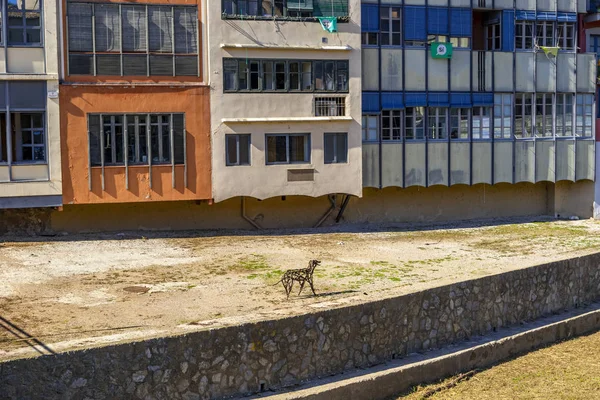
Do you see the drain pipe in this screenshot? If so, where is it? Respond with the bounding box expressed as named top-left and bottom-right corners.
top-left (241, 197), bottom-right (262, 230)
top-left (314, 194), bottom-right (337, 228)
top-left (335, 195), bottom-right (351, 223)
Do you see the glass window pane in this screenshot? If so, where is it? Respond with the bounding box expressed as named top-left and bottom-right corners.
top-left (289, 135), bottom-right (307, 162)
top-left (226, 135), bottom-right (237, 165)
top-left (239, 135), bottom-right (250, 165)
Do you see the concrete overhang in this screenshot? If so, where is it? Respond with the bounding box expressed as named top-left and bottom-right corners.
top-left (222, 116), bottom-right (353, 123)
top-left (220, 43), bottom-right (353, 51)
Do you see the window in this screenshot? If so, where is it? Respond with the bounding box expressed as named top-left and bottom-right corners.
top-left (450, 108), bottom-right (469, 139)
top-left (515, 21), bottom-right (534, 50)
top-left (8, 0), bottom-right (42, 45)
top-left (515, 93), bottom-right (534, 138)
top-left (324, 132), bottom-right (347, 164)
top-left (535, 93), bottom-right (553, 137)
top-left (472, 107), bottom-right (491, 139)
top-left (556, 93), bottom-right (573, 137)
top-left (589, 35), bottom-right (600, 57)
top-left (536, 21), bottom-right (554, 47)
top-left (485, 23), bottom-right (501, 51)
top-left (9, 113), bottom-right (46, 162)
top-left (222, 0), bottom-right (349, 19)
top-left (381, 110), bottom-right (402, 140)
top-left (67, 3), bottom-right (199, 77)
top-left (361, 32), bottom-right (378, 46)
top-left (405, 107), bottom-right (425, 140)
top-left (576, 94), bottom-right (594, 138)
top-left (362, 115), bottom-right (378, 142)
top-left (493, 94), bottom-right (512, 139)
top-left (315, 97), bottom-right (345, 117)
top-left (380, 6), bottom-right (401, 46)
top-left (557, 22), bottom-right (575, 50)
top-left (88, 114), bottom-right (185, 166)
top-left (449, 37), bottom-right (470, 49)
top-left (226, 134), bottom-right (251, 166)
top-left (266, 133), bottom-right (310, 164)
top-left (427, 107), bottom-right (448, 140)
top-left (223, 59), bottom-right (348, 93)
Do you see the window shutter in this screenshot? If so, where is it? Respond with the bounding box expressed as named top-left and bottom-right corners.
top-left (122, 5), bottom-right (147, 52)
top-left (96, 54), bottom-right (121, 75)
top-left (123, 54), bottom-right (147, 75)
top-left (450, 8), bottom-right (472, 36)
top-left (361, 4), bottom-right (379, 33)
top-left (149, 55), bottom-right (173, 75)
top-left (175, 55), bottom-right (198, 76)
top-left (88, 115), bottom-right (102, 167)
top-left (174, 7), bottom-right (197, 54)
top-left (94, 4), bottom-right (121, 52)
top-left (404, 7), bottom-right (426, 41)
top-left (68, 3), bottom-right (93, 52)
top-left (149, 6), bottom-right (173, 53)
top-left (69, 53), bottom-right (94, 75)
top-left (428, 7), bottom-right (449, 35)
top-left (172, 114), bottom-right (185, 165)
top-left (501, 10), bottom-right (515, 52)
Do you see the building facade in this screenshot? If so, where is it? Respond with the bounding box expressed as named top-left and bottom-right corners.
top-left (208, 0), bottom-right (362, 203)
top-left (59, 0), bottom-right (211, 205)
top-left (0, 0), bottom-right (62, 209)
top-left (361, 0), bottom-right (596, 217)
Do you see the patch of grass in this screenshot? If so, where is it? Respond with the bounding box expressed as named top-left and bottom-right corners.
top-left (398, 331), bottom-right (600, 399)
top-left (230, 255), bottom-right (270, 272)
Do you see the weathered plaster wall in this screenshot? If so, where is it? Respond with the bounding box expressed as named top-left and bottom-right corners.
top-left (2, 254), bottom-right (599, 400)
top-left (60, 85), bottom-right (212, 204)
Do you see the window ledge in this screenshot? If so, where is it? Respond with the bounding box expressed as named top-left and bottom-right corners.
top-left (220, 43), bottom-right (352, 51)
top-left (222, 116), bottom-right (353, 123)
top-left (0, 73), bottom-right (58, 80)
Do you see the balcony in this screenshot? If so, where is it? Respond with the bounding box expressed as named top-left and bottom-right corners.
top-left (221, 0), bottom-right (350, 22)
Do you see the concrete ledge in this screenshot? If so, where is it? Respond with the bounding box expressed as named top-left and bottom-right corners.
top-left (253, 303), bottom-right (600, 400)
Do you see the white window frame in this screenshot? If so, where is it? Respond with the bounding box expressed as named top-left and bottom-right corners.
top-left (515, 93), bottom-right (534, 138)
top-left (362, 114), bottom-right (379, 142)
top-left (427, 107), bottom-right (448, 140)
top-left (472, 107), bottom-right (491, 140)
top-left (556, 22), bottom-right (575, 50)
top-left (576, 94), bottom-right (594, 138)
top-left (450, 108), bottom-right (470, 140)
top-left (515, 21), bottom-right (534, 50)
top-left (485, 22), bottom-right (501, 51)
top-left (493, 94), bottom-right (513, 139)
top-left (556, 93), bottom-right (574, 137)
top-left (381, 109), bottom-right (403, 141)
top-left (535, 93), bottom-right (554, 137)
top-left (405, 107), bottom-right (425, 140)
top-left (536, 21), bottom-right (554, 47)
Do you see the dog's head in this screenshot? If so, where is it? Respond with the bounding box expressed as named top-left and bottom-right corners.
top-left (310, 260), bottom-right (321, 269)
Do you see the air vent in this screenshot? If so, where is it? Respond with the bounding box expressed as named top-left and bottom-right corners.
top-left (96, 54), bottom-right (121, 75)
top-left (123, 54), bottom-right (148, 76)
top-left (149, 55), bottom-right (174, 76)
top-left (175, 55), bottom-right (198, 76)
top-left (69, 53), bottom-right (94, 75)
top-left (288, 169), bottom-right (315, 182)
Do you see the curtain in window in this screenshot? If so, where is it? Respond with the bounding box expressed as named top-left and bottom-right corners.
top-left (174, 7), bottom-right (197, 54)
top-left (149, 6), bottom-right (173, 53)
top-left (122, 5), bottom-right (147, 52)
top-left (95, 4), bottom-right (121, 52)
top-left (68, 3), bottom-right (93, 51)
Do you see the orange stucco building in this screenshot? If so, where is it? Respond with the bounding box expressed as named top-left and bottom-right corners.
top-left (60, 0), bottom-right (211, 205)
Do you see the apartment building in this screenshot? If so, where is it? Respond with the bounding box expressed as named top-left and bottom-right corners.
top-left (360, 0), bottom-right (596, 218)
top-left (59, 0), bottom-right (211, 206)
top-left (0, 0), bottom-right (62, 209)
top-left (208, 0), bottom-right (362, 203)
top-left (584, 0), bottom-right (600, 217)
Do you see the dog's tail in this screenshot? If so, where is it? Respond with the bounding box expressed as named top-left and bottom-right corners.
top-left (271, 278), bottom-right (284, 286)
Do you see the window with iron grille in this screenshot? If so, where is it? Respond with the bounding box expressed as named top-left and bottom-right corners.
top-left (315, 97), bottom-right (345, 117)
top-left (381, 110), bottom-right (402, 140)
top-left (226, 134), bottom-right (251, 166)
top-left (222, 0), bottom-right (349, 19)
top-left (8, 0), bottom-right (42, 45)
top-left (67, 2), bottom-right (198, 77)
top-left (223, 59), bottom-right (348, 93)
top-left (324, 132), bottom-right (347, 164)
top-left (88, 114), bottom-right (185, 166)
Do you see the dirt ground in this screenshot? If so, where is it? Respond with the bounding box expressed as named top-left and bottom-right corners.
top-left (399, 330), bottom-right (600, 399)
top-left (1, 217), bottom-right (600, 361)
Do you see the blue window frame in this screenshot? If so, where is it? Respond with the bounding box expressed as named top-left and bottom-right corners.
top-left (589, 35), bottom-right (600, 57)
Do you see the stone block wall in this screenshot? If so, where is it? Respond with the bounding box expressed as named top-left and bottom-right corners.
top-left (2, 254), bottom-right (600, 400)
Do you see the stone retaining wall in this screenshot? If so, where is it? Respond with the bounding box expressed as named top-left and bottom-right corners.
top-left (2, 253), bottom-right (600, 400)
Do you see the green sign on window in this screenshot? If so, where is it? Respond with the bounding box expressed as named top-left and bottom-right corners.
top-left (431, 42), bottom-right (453, 59)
